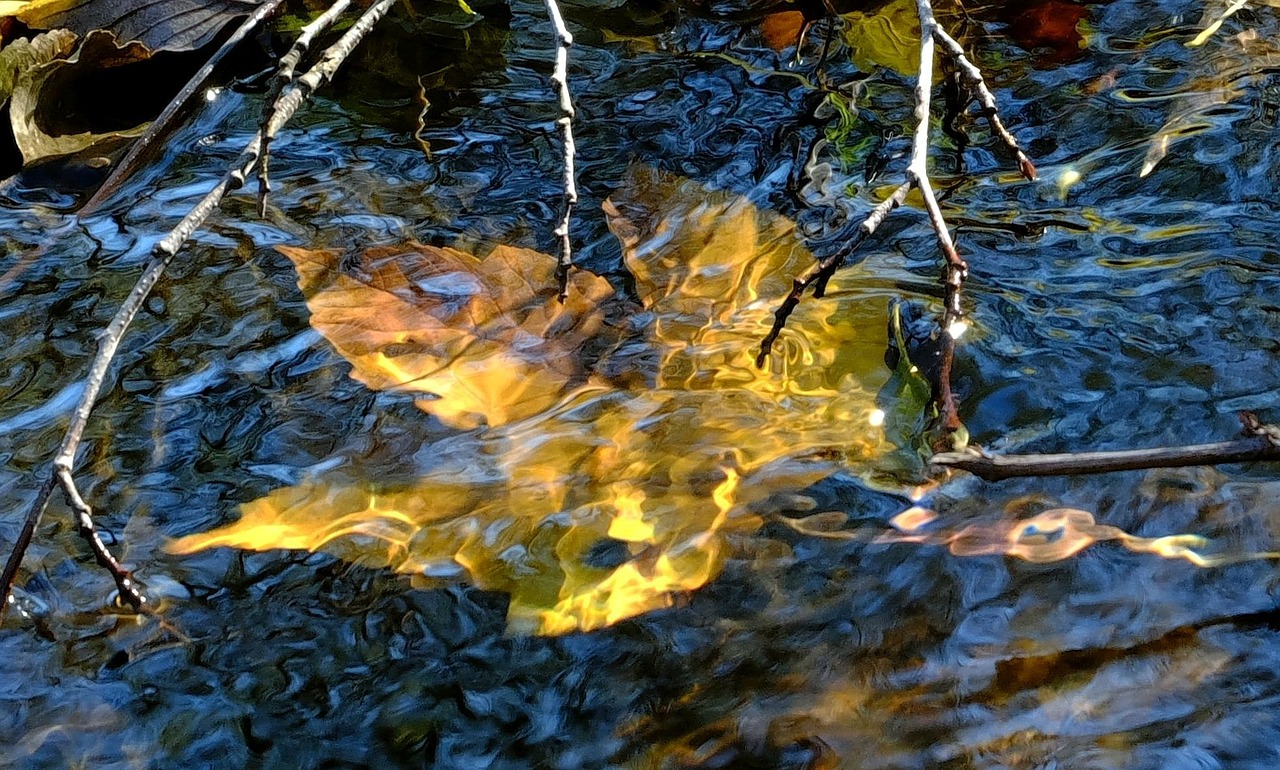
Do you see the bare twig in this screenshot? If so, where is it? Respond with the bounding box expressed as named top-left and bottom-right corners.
top-left (79, 0), bottom-right (288, 216)
top-left (542, 0), bottom-right (578, 301)
top-left (909, 0), bottom-right (968, 444)
top-left (257, 0), bottom-right (355, 215)
top-left (932, 436), bottom-right (1280, 481)
top-left (910, 0), bottom-right (965, 319)
top-left (1, 0), bottom-right (398, 621)
top-left (931, 27), bottom-right (1036, 181)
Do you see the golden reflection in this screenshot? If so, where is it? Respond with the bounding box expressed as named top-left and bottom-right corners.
top-left (1140, 27), bottom-right (1279, 176)
top-left (172, 164), bottom-right (1280, 633)
top-left (782, 505), bottom-right (1280, 568)
top-left (840, 0), bottom-right (923, 76)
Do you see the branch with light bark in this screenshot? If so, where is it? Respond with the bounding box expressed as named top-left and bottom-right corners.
top-left (759, 0), bottom-right (1034, 446)
top-left (1, 0), bottom-right (398, 621)
top-left (257, 0), bottom-right (356, 215)
top-left (542, 0), bottom-right (579, 301)
top-left (535, 0), bottom-right (581, 299)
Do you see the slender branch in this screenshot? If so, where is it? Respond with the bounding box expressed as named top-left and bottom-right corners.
top-left (257, 0), bottom-right (355, 216)
top-left (759, 4), bottom-right (1033, 376)
top-left (933, 436), bottom-right (1280, 481)
top-left (542, 0), bottom-right (578, 301)
top-left (909, 0), bottom-right (964, 319)
top-left (79, 0), bottom-right (288, 216)
top-left (909, 0), bottom-right (968, 444)
top-left (0, 0), bottom-right (398, 621)
top-left (756, 180), bottom-right (911, 366)
top-left (931, 27), bottom-right (1036, 181)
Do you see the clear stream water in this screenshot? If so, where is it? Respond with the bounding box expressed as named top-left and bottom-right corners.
top-left (4, 0), bottom-right (1280, 766)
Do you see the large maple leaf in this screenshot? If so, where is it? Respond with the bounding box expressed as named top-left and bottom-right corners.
top-left (170, 168), bottom-right (895, 634)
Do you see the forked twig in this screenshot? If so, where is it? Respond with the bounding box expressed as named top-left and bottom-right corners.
top-left (931, 27), bottom-right (1036, 182)
top-left (79, 0), bottom-right (288, 216)
top-left (542, 0), bottom-right (578, 301)
top-left (1, 0), bottom-right (399, 621)
top-left (257, 0), bottom-right (355, 215)
top-left (759, 0), bottom-right (1034, 446)
top-left (909, 0), bottom-right (967, 442)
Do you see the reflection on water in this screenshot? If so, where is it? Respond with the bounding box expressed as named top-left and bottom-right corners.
top-left (5, 0), bottom-right (1280, 766)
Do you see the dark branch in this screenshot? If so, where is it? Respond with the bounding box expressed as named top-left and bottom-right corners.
top-left (932, 436), bottom-right (1280, 481)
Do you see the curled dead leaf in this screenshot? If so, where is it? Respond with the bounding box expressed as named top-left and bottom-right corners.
top-left (9, 29), bottom-right (154, 165)
top-left (0, 27), bottom-right (75, 104)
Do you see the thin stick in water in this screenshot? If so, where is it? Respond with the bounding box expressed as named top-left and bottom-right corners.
top-left (0, 0), bottom-right (400, 621)
top-left (542, 0), bottom-right (578, 301)
top-left (257, 0), bottom-right (356, 215)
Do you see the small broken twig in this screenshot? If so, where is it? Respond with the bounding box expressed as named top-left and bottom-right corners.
top-left (1, 0), bottom-right (398, 621)
top-left (933, 413), bottom-right (1280, 481)
top-left (542, 0), bottom-right (579, 301)
top-left (931, 27), bottom-right (1036, 182)
top-left (757, 180), bottom-right (912, 367)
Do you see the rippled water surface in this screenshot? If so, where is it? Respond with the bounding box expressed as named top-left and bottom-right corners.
top-left (5, 0), bottom-right (1280, 766)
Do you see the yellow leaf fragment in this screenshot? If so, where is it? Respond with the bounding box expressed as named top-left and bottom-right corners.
top-left (1188, 0), bottom-right (1248, 47)
top-left (1142, 26), bottom-right (1280, 176)
top-left (841, 0), bottom-right (922, 76)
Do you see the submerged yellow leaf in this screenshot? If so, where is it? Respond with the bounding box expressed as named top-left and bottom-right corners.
top-left (175, 169), bottom-right (896, 634)
top-left (841, 0), bottom-right (922, 76)
top-left (276, 241), bottom-right (618, 429)
top-left (608, 165), bottom-right (891, 434)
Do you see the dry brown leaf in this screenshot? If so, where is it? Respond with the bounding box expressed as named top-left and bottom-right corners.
top-left (276, 240), bottom-right (620, 429)
top-left (759, 10), bottom-right (804, 52)
top-left (12, 0), bottom-right (258, 52)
